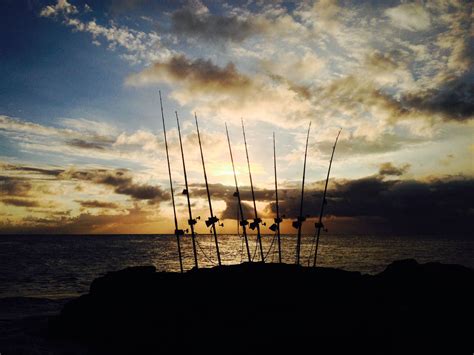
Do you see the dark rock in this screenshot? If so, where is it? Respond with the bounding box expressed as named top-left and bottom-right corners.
top-left (49, 260), bottom-right (474, 355)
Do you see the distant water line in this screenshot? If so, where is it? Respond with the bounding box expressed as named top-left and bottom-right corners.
top-left (0, 234), bottom-right (472, 299)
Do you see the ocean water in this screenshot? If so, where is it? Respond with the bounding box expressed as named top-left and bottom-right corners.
top-left (0, 234), bottom-right (472, 300)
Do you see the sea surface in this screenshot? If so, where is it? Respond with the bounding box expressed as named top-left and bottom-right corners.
top-left (1, 234), bottom-right (472, 353)
top-left (1, 233), bottom-right (472, 300)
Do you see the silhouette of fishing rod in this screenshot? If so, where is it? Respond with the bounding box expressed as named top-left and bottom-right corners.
top-left (159, 91), bottom-right (183, 273)
top-left (226, 123), bottom-right (252, 262)
top-left (195, 113), bottom-right (222, 266)
top-left (294, 122), bottom-right (311, 265)
top-left (269, 132), bottom-right (283, 263)
top-left (312, 128), bottom-right (342, 267)
top-left (176, 112), bottom-right (199, 269)
top-left (241, 119), bottom-right (265, 263)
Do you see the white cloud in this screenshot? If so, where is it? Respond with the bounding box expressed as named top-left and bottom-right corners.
top-left (385, 3), bottom-right (431, 31)
top-left (40, 1), bottom-right (172, 64)
top-left (40, 0), bottom-right (78, 18)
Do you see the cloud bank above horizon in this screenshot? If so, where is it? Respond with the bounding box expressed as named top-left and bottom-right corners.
top-left (0, 0), bottom-right (472, 234)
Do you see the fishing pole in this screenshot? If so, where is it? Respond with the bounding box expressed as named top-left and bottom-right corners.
top-left (269, 132), bottom-right (283, 263)
top-left (294, 122), bottom-right (311, 265)
top-left (195, 113), bottom-right (222, 266)
top-left (226, 123), bottom-right (252, 262)
top-left (312, 128), bottom-right (342, 267)
top-left (176, 112), bottom-right (199, 269)
top-left (159, 91), bottom-right (183, 273)
top-left (241, 119), bottom-right (265, 263)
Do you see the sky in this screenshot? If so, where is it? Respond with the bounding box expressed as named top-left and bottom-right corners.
top-left (0, 0), bottom-right (473, 235)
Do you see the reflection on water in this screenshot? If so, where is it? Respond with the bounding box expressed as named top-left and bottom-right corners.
top-left (0, 234), bottom-right (472, 298)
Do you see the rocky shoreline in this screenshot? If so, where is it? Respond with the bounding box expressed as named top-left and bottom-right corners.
top-left (43, 259), bottom-right (473, 354)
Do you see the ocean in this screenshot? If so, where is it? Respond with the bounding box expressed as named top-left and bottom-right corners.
top-left (1, 233), bottom-right (472, 300)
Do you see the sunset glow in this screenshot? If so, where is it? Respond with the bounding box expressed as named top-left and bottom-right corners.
top-left (0, 0), bottom-right (472, 235)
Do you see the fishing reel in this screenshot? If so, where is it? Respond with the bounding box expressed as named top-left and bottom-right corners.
top-left (205, 216), bottom-right (219, 227)
top-left (188, 216), bottom-right (200, 226)
top-left (239, 219), bottom-right (249, 227)
top-left (315, 221), bottom-right (328, 232)
top-left (250, 218), bottom-right (262, 230)
top-left (291, 216), bottom-right (306, 229)
top-left (175, 229), bottom-right (185, 236)
top-left (232, 191), bottom-right (239, 197)
top-left (182, 189), bottom-right (188, 195)
top-left (270, 214), bottom-right (286, 231)
top-left (249, 218), bottom-right (263, 230)
top-left (314, 221), bottom-right (324, 229)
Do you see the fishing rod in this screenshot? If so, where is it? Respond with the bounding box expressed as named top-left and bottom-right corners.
top-left (312, 128), bottom-right (342, 267)
top-left (269, 132), bottom-right (283, 263)
top-left (294, 122), bottom-right (311, 265)
top-left (195, 113), bottom-right (222, 266)
top-left (159, 91), bottom-right (183, 273)
top-left (225, 123), bottom-right (252, 262)
top-left (176, 112), bottom-right (199, 269)
top-left (241, 119), bottom-right (265, 263)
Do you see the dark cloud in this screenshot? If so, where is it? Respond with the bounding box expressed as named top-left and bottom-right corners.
top-left (66, 139), bottom-right (106, 150)
top-left (1, 164), bottom-right (169, 204)
top-left (402, 74), bottom-right (474, 122)
top-left (76, 200), bottom-right (119, 209)
top-left (188, 174), bottom-right (473, 234)
top-left (190, 183), bottom-right (274, 203)
top-left (0, 176), bottom-right (32, 196)
top-left (268, 73), bottom-right (312, 100)
top-left (171, 8), bottom-right (262, 43)
top-left (378, 162), bottom-right (411, 176)
top-left (60, 168), bottom-right (169, 202)
top-left (7, 166), bottom-right (63, 176)
top-left (311, 50), bottom-right (474, 124)
top-left (126, 54), bottom-right (254, 94)
top-left (189, 183), bottom-right (273, 221)
top-left (220, 197), bottom-right (255, 221)
top-left (365, 51), bottom-right (399, 72)
top-left (313, 133), bottom-right (425, 158)
top-left (0, 207), bottom-right (152, 234)
top-left (271, 175), bottom-right (474, 234)
top-left (1, 198), bottom-right (39, 207)
top-left (162, 54), bottom-right (251, 90)
top-left (314, 75), bottom-right (412, 122)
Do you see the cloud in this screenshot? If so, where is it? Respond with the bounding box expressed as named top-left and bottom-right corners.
top-left (313, 131), bottom-right (426, 159)
top-left (378, 162), bottom-right (411, 176)
top-left (402, 74), bottom-right (474, 122)
top-left (1, 198), bottom-right (39, 208)
top-left (0, 176), bottom-right (32, 196)
top-left (190, 183), bottom-right (275, 203)
top-left (59, 168), bottom-right (169, 203)
top-left (220, 197), bottom-right (254, 221)
top-left (6, 166), bottom-right (63, 177)
top-left (125, 54), bottom-right (253, 94)
top-left (269, 175), bottom-right (474, 234)
top-left (0, 206), bottom-right (154, 234)
top-left (67, 139), bottom-right (106, 150)
top-left (171, 7), bottom-right (263, 43)
top-left (0, 115), bottom-right (165, 164)
top-left (40, 0), bottom-right (78, 18)
top-left (2, 163), bottom-right (169, 205)
top-left (114, 130), bottom-right (160, 152)
top-left (385, 3), bottom-right (431, 31)
top-left (187, 183), bottom-right (274, 221)
top-left (186, 174), bottom-right (474, 235)
top-left (76, 200), bottom-right (119, 209)
top-left (39, 1), bottom-right (171, 64)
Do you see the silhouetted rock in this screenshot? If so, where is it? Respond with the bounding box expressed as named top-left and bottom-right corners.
top-left (49, 260), bottom-right (473, 355)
